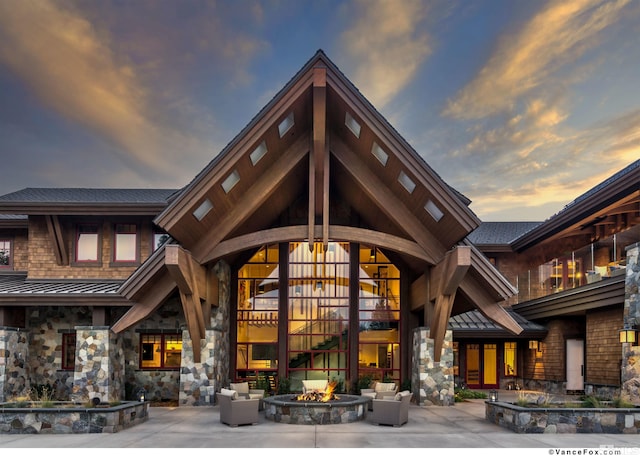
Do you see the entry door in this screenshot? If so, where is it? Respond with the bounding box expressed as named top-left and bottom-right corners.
top-left (566, 339), bottom-right (584, 391)
top-left (465, 343), bottom-right (498, 389)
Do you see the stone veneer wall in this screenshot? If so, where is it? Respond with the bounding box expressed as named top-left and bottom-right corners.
top-left (179, 260), bottom-right (230, 406)
top-left (0, 328), bottom-right (28, 401)
top-left (72, 326), bottom-right (124, 403)
top-left (621, 242), bottom-right (640, 405)
top-left (412, 327), bottom-right (455, 406)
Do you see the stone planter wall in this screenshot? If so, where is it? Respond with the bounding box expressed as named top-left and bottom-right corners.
top-left (0, 401), bottom-right (149, 434)
top-left (486, 400), bottom-right (640, 434)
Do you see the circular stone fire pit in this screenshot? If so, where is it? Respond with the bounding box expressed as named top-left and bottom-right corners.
top-left (262, 394), bottom-right (370, 425)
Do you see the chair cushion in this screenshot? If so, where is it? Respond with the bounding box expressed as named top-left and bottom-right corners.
top-left (219, 388), bottom-right (239, 400)
top-left (394, 390), bottom-right (412, 401)
top-left (302, 380), bottom-right (328, 392)
top-left (374, 382), bottom-right (396, 393)
top-left (230, 382), bottom-right (250, 394)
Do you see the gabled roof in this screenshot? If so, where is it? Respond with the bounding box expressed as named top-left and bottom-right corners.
top-left (0, 188), bottom-right (178, 215)
top-left (153, 50), bottom-right (481, 263)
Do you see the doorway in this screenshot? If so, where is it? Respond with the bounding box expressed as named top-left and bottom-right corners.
top-left (566, 339), bottom-right (584, 392)
top-left (465, 343), bottom-right (498, 389)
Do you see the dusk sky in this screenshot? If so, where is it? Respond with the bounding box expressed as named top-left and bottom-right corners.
top-left (0, 0), bottom-right (638, 221)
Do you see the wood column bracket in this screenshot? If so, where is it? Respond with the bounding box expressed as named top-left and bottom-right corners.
top-left (165, 244), bottom-right (207, 363)
top-left (45, 215), bottom-right (68, 265)
top-left (427, 246), bottom-right (471, 362)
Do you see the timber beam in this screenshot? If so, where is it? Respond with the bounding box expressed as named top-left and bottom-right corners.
top-left (45, 215), bottom-right (68, 266)
top-left (426, 246), bottom-right (471, 362)
top-left (165, 244), bottom-right (207, 363)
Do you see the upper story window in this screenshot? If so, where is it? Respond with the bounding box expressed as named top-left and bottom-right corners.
top-left (114, 224), bottom-right (137, 263)
top-left (153, 232), bottom-right (170, 251)
top-left (0, 239), bottom-right (12, 269)
top-left (76, 225), bottom-right (99, 262)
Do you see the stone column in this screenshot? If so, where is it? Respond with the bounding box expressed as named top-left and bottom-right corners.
top-left (72, 326), bottom-right (124, 403)
top-left (0, 327), bottom-right (29, 402)
top-left (412, 327), bottom-right (455, 406)
top-left (621, 242), bottom-right (640, 405)
top-left (178, 260), bottom-right (230, 406)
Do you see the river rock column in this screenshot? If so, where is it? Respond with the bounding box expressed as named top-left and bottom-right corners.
top-left (412, 327), bottom-right (455, 406)
top-left (71, 326), bottom-right (124, 403)
top-left (0, 327), bottom-right (29, 402)
top-left (621, 242), bottom-right (640, 405)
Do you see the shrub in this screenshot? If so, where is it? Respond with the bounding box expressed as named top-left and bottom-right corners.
top-left (454, 388), bottom-right (487, 402)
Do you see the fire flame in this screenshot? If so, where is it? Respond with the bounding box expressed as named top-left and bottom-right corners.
top-left (295, 380), bottom-right (339, 402)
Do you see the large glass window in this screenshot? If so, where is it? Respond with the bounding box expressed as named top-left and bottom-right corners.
top-left (358, 246), bottom-right (400, 384)
top-left (140, 334), bottom-right (182, 369)
top-left (287, 241), bottom-right (349, 391)
top-left (236, 244), bottom-right (279, 390)
top-left (0, 239), bottom-right (12, 268)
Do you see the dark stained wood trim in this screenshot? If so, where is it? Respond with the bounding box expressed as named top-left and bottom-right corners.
top-left (45, 215), bottom-right (68, 266)
top-left (331, 136), bottom-right (444, 263)
top-left (427, 246), bottom-right (471, 361)
top-left (512, 275), bottom-right (625, 319)
top-left (459, 276), bottom-right (523, 335)
top-left (205, 225), bottom-right (432, 264)
top-left (154, 68), bottom-right (316, 232)
top-left (409, 273), bottom-right (429, 311)
top-left (0, 203), bottom-right (168, 216)
top-left (195, 134), bottom-right (310, 264)
top-left (111, 271), bottom-right (177, 333)
top-left (119, 243), bottom-right (168, 299)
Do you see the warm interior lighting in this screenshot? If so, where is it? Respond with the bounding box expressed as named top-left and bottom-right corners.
top-left (620, 327), bottom-right (637, 344)
top-left (369, 248), bottom-right (375, 259)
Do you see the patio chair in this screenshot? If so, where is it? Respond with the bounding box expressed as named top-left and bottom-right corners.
top-left (217, 388), bottom-right (260, 427)
top-left (302, 379), bottom-right (329, 393)
top-left (368, 390), bottom-right (413, 427)
top-left (360, 381), bottom-right (398, 400)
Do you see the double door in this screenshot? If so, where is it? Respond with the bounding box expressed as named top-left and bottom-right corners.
top-left (465, 343), bottom-right (498, 389)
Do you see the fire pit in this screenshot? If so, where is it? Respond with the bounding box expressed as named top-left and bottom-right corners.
top-left (263, 393), bottom-right (370, 425)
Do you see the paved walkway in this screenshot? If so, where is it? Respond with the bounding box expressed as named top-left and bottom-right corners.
top-left (0, 391), bottom-right (638, 449)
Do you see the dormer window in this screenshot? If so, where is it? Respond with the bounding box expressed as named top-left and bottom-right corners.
top-left (250, 141), bottom-right (268, 165)
top-left (397, 171), bottom-right (416, 194)
top-left (221, 170), bottom-right (240, 194)
top-left (371, 142), bottom-right (388, 166)
top-left (193, 199), bottom-right (213, 221)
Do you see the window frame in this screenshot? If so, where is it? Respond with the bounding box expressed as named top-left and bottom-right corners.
top-left (0, 238), bottom-right (13, 269)
top-left (74, 224), bottom-right (101, 265)
top-left (139, 333), bottom-right (182, 370)
top-left (62, 333), bottom-right (77, 371)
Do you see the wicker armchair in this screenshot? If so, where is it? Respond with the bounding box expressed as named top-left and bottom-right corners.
top-left (217, 388), bottom-right (259, 427)
top-left (368, 391), bottom-right (413, 427)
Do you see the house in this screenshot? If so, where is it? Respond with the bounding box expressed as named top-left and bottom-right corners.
top-left (0, 50), bottom-right (637, 406)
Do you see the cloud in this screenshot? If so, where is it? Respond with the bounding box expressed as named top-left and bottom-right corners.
top-left (340, 0), bottom-right (432, 108)
top-left (443, 0), bottom-right (631, 120)
top-left (0, 1), bottom-right (268, 187)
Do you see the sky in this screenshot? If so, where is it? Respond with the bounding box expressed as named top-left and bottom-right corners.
top-left (0, 0), bottom-right (639, 222)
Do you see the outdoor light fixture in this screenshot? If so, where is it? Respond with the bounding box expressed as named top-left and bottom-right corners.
top-left (489, 389), bottom-right (498, 402)
top-left (528, 340), bottom-right (539, 350)
top-left (619, 326), bottom-right (637, 344)
top-left (369, 248), bottom-right (375, 259)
